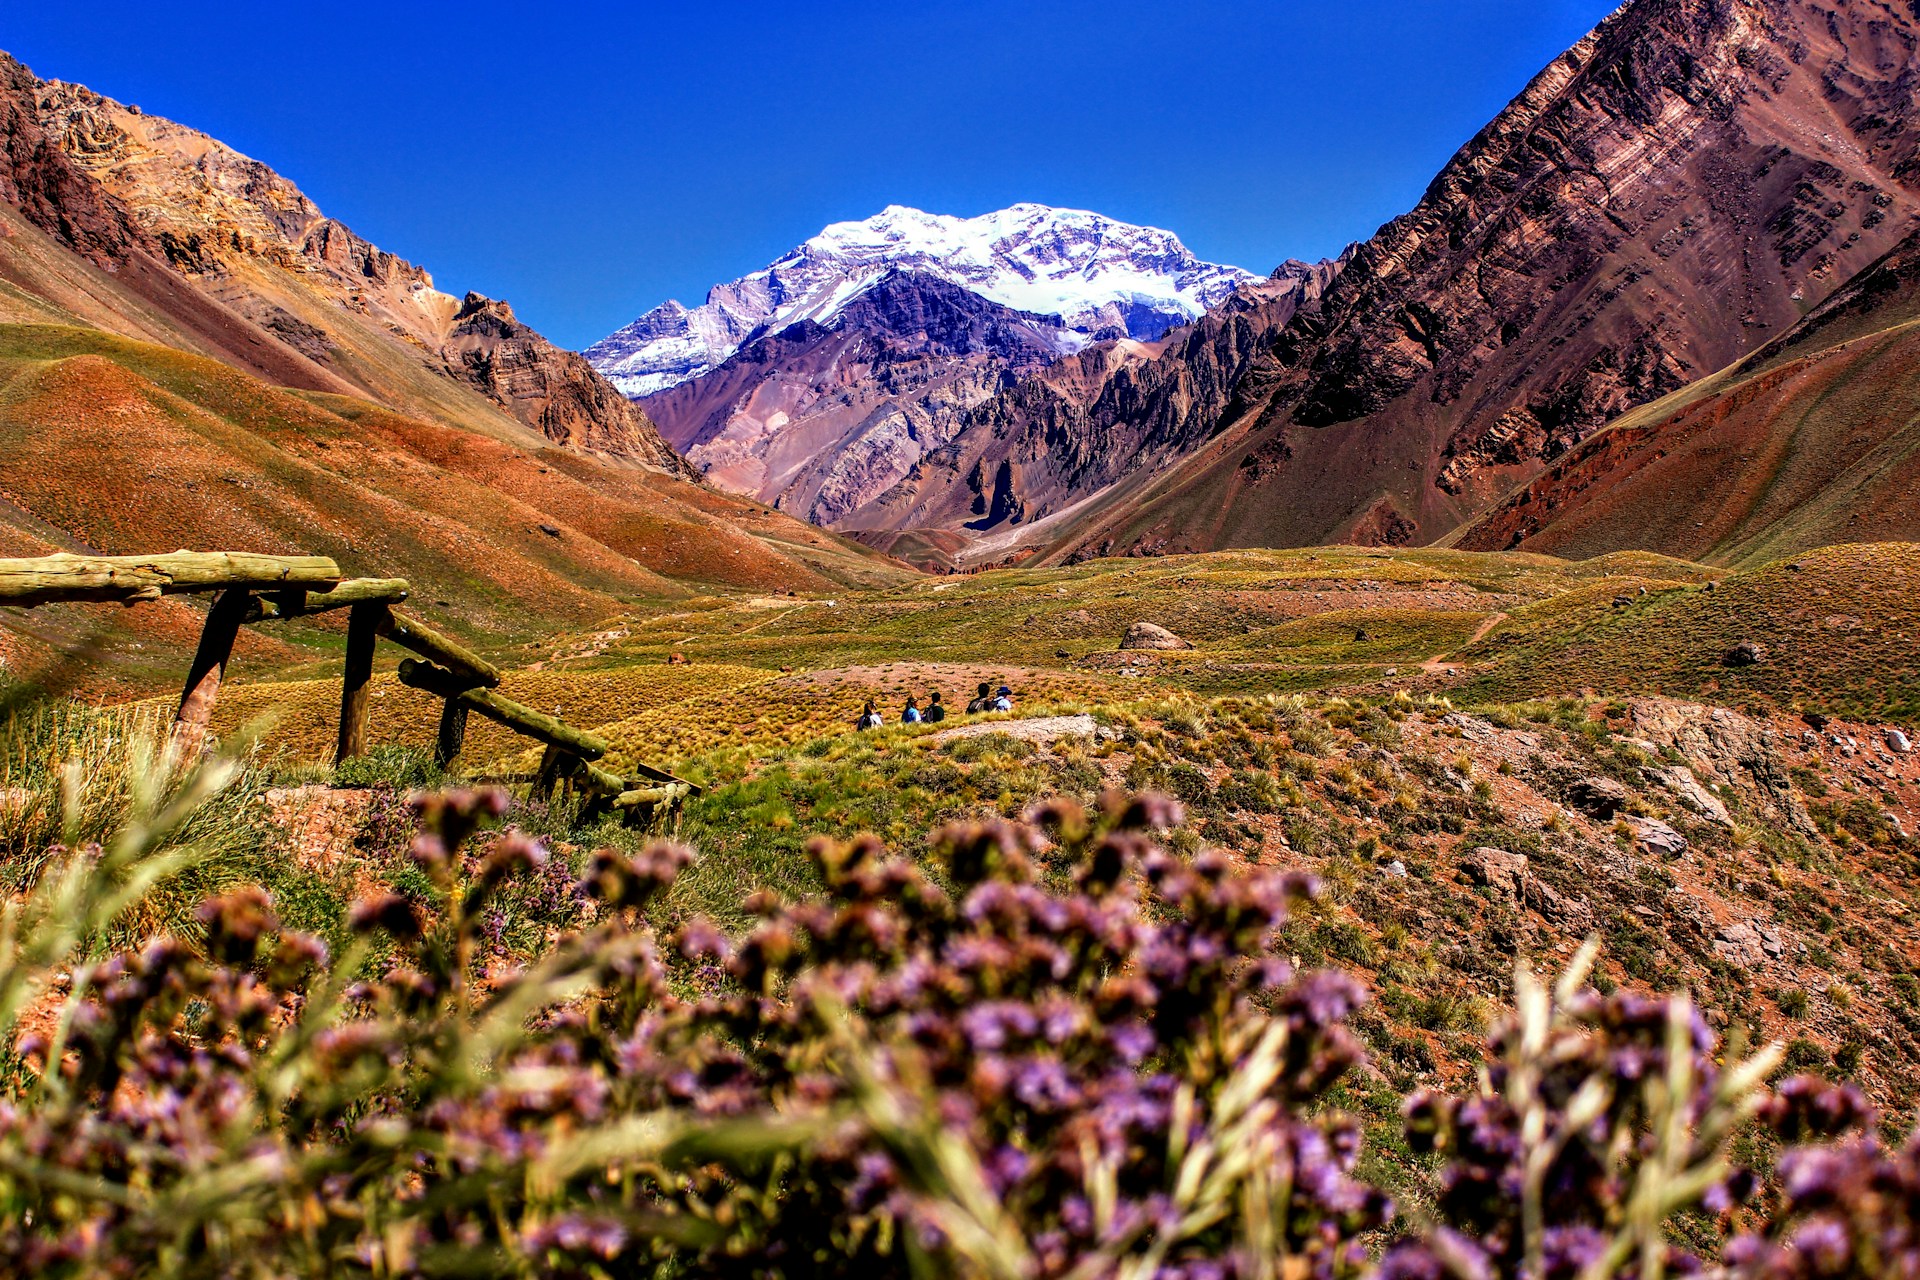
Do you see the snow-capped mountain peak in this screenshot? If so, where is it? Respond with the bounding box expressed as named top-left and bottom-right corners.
top-left (586, 203), bottom-right (1256, 397)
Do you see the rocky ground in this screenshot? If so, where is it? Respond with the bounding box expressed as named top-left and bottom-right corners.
top-left (259, 683), bottom-right (1920, 1115)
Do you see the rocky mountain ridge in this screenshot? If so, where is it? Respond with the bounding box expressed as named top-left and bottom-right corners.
top-left (639, 270), bottom-right (1079, 525)
top-left (836, 0), bottom-right (1920, 566)
top-left (3, 57), bottom-right (692, 473)
top-left (1032, 0), bottom-right (1920, 563)
top-left (587, 203), bottom-right (1256, 398)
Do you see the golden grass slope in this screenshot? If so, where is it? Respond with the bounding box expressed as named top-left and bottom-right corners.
top-left (1459, 542), bottom-right (1920, 721)
top-left (1453, 227), bottom-right (1920, 566)
top-left (0, 322), bottom-right (909, 693)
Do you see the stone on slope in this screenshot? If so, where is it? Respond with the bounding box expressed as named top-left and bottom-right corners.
top-left (1120, 622), bottom-right (1192, 651)
top-left (1714, 919), bottom-right (1785, 970)
top-left (1623, 815), bottom-right (1688, 856)
top-left (1459, 846), bottom-right (1529, 901)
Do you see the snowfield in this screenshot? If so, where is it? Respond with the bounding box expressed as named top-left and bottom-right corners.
top-left (585, 203), bottom-right (1256, 397)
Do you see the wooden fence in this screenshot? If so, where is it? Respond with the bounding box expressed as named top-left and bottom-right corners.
top-left (0, 551), bottom-right (698, 822)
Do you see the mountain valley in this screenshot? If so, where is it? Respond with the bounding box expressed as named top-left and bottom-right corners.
top-left (7, 5), bottom-right (1920, 1273)
top-left (588, 0), bottom-right (1920, 571)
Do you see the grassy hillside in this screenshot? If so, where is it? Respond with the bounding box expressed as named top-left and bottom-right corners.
top-left (169, 542), bottom-right (1920, 777)
top-left (1454, 227), bottom-right (1920, 566)
top-left (0, 323), bottom-right (907, 696)
top-left (1459, 542), bottom-right (1920, 721)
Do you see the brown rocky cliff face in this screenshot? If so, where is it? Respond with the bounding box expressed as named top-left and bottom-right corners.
top-left (445, 293), bottom-right (697, 472)
top-left (1040, 0), bottom-right (1920, 560)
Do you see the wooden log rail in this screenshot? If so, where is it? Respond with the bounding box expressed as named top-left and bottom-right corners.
top-left (249, 578), bottom-right (410, 620)
top-left (396, 659), bottom-right (608, 759)
top-left (0, 550), bottom-right (691, 821)
top-left (0, 552), bottom-right (342, 607)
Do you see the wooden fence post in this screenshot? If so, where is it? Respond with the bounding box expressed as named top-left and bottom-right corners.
top-left (435, 699), bottom-right (470, 768)
top-left (335, 601), bottom-right (381, 765)
top-left (173, 588), bottom-right (251, 759)
top-left (530, 746), bottom-right (566, 802)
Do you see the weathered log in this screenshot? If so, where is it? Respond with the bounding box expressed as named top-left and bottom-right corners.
top-left (629, 759), bottom-right (704, 797)
top-left (254, 578), bottom-right (410, 620)
top-left (335, 602), bottom-right (381, 764)
top-left (434, 700), bottom-right (470, 769)
top-left (611, 784), bottom-right (692, 810)
top-left (571, 760), bottom-right (630, 796)
top-left (395, 660), bottom-right (607, 760)
top-left (565, 757), bottom-right (702, 799)
top-left (0, 552), bottom-right (340, 607)
top-left (378, 609), bottom-right (501, 687)
top-left (172, 589), bottom-right (251, 757)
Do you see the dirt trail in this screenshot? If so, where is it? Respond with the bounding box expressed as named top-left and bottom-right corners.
top-left (1419, 611), bottom-right (1509, 676)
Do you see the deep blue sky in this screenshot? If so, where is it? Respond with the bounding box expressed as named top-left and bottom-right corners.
top-left (7, 1), bottom-right (1618, 349)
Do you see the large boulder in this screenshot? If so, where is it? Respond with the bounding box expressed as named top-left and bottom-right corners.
top-left (1623, 815), bottom-right (1688, 856)
top-left (1120, 622), bottom-right (1191, 651)
top-left (1460, 846), bottom-right (1529, 900)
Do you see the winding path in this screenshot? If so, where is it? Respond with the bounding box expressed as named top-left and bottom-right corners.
top-left (1418, 611), bottom-right (1509, 676)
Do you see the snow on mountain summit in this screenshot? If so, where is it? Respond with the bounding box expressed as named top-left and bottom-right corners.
top-left (586, 203), bottom-right (1257, 397)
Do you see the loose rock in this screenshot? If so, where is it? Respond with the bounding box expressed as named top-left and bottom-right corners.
top-left (1623, 815), bottom-right (1688, 856)
top-left (1566, 775), bottom-right (1631, 818)
top-left (1714, 919), bottom-right (1784, 970)
top-left (1460, 846), bottom-right (1529, 900)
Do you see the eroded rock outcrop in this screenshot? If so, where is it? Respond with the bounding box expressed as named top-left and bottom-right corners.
top-left (1120, 622), bottom-right (1192, 651)
top-left (1630, 697), bottom-right (1819, 837)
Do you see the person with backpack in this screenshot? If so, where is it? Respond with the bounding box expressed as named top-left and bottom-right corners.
top-left (901, 696), bottom-right (923, 724)
top-left (926, 690), bottom-right (946, 723)
top-left (855, 701), bottom-right (882, 730)
top-left (965, 682), bottom-right (993, 714)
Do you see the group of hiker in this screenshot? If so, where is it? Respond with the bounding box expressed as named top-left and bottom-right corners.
top-left (855, 681), bottom-right (1014, 730)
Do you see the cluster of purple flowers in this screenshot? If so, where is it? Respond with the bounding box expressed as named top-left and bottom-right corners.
top-left (0, 785), bottom-right (1907, 1278)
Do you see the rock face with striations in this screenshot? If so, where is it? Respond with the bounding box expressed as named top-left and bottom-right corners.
top-left (984, 0), bottom-right (1920, 562)
top-left (1454, 222), bottom-right (1920, 563)
top-left (861, 262), bottom-right (1343, 546)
